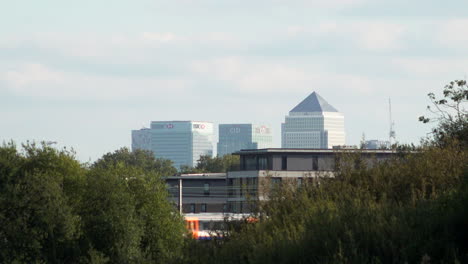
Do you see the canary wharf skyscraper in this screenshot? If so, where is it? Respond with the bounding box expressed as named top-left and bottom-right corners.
top-left (217, 124), bottom-right (273, 156)
top-left (281, 92), bottom-right (345, 149)
top-left (132, 121), bottom-right (214, 169)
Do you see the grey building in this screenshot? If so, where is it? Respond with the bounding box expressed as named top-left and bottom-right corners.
top-left (165, 173), bottom-right (227, 214)
top-left (131, 128), bottom-right (152, 152)
top-left (227, 148), bottom-right (397, 213)
top-left (282, 92), bottom-right (345, 149)
top-left (132, 121), bottom-right (214, 169)
top-left (217, 124), bottom-right (273, 156)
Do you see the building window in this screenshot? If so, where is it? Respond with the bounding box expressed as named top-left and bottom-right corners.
top-left (297, 178), bottom-right (303, 187)
top-left (201, 204), bottom-right (207, 212)
top-left (312, 156), bottom-right (318, 171)
top-left (245, 156), bottom-right (257, 170)
top-left (272, 178), bottom-right (282, 185)
top-left (190, 204), bottom-right (195, 213)
top-left (281, 156), bottom-right (288, 170)
top-left (258, 156), bottom-right (268, 170)
top-left (204, 183), bottom-right (210, 196)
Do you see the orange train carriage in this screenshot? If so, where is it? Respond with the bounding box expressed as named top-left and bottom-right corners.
top-left (185, 214), bottom-right (258, 240)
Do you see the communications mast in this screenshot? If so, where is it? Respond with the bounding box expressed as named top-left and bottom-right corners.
top-left (389, 98), bottom-right (396, 146)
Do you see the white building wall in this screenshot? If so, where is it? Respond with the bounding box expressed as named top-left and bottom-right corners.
top-left (191, 122), bottom-right (214, 166)
top-left (323, 112), bottom-right (345, 148)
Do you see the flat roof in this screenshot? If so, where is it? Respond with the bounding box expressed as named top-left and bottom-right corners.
top-left (165, 173), bottom-right (226, 180)
top-left (150, 120), bottom-right (213, 123)
top-left (234, 148), bottom-right (398, 155)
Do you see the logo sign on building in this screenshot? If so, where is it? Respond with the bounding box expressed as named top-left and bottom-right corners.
top-left (193, 124), bottom-right (206, 129)
top-left (152, 124), bottom-right (175, 129)
top-left (229, 127), bottom-right (241, 134)
top-left (255, 126), bottom-right (270, 134)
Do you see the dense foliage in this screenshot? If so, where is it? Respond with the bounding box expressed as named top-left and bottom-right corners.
top-left (0, 144), bottom-right (185, 264)
top-left (187, 145), bottom-right (468, 264)
top-left (180, 154), bottom-right (240, 173)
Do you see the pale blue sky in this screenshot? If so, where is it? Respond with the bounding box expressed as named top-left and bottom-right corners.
top-left (1, 0), bottom-right (467, 161)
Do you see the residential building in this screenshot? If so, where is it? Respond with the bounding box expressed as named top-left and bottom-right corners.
top-left (227, 148), bottom-right (397, 213)
top-left (165, 173), bottom-right (227, 214)
top-left (281, 92), bottom-right (345, 149)
top-left (217, 124), bottom-right (273, 156)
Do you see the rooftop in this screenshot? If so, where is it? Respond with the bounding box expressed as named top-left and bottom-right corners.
top-left (290, 92), bottom-right (339, 113)
top-left (234, 148), bottom-right (398, 155)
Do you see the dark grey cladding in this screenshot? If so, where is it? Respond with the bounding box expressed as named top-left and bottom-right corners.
top-left (290, 92), bottom-right (338, 113)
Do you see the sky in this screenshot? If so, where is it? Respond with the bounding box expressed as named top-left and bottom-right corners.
top-left (1, 0), bottom-right (468, 162)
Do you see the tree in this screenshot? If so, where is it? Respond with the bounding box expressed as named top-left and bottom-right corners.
top-left (93, 148), bottom-right (177, 176)
top-left (81, 148), bottom-right (186, 263)
top-left (419, 79), bottom-right (468, 148)
top-left (0, 142), bottom-right (84, 263)
top-left (0, 143), bottom-right (185, 263)
top-left (180, 154), bottom-right (240, 173)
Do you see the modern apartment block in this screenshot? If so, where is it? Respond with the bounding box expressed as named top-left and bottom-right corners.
top-left (227, 148), bottom-right (397, 213)
top-left (217, 124), bottom-right (273, 156)
top-left (166, 173), bottom-right (227, 214)
top-left (132, 121), bottom-right (214, 169)
top-left (281, 92), bottom-right (345, 149)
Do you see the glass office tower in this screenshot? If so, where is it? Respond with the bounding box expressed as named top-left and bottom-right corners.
top-left (217, 124), bottom-right (273, 156)
top-left (131, 128), bottom-right (152, 152)
top-left (132, 121), bottom-right (214, 169)
top-left (281, 92), bottom-right (345, 149)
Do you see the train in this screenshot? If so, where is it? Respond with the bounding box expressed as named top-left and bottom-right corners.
top-left (184, 213), bottom-right (257, 240)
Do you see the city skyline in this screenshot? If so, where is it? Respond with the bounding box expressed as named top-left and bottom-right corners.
top-left (2, 0), bottom-right (468, 162)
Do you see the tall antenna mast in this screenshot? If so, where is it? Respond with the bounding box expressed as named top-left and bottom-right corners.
top-left (389, 98), bottom-right (396, 145)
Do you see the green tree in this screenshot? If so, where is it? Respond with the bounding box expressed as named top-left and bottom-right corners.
top-left (181, 154), bottom-right (240, 173)
top-left (184, 145), bottom-right (468, 264)
top-left (0, 142), bottom-right (84, 263)
top-left (81, 148), bottom-right (186, 263)
top-left (419, 79), bottom-right (468, 148)
top-left (94, 148), bottom-right (177, 176)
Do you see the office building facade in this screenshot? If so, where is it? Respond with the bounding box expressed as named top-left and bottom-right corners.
top-left (132, 121), bottom-right (214, 169)
top-left (131, 128), bottom-right (152, 152)
top-left (217, 124), bottom-right (273, 156)
top-left (281, 92), bottom-right (345, 149)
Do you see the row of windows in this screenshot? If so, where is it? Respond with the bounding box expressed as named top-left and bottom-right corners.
top-left (189, 203), bottom-right (228, 213)
top-left (168, 183), bottom-right (213, 196)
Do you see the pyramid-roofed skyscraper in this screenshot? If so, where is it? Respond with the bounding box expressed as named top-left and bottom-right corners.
top-left (281, 92), bottom-right (345, 149)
